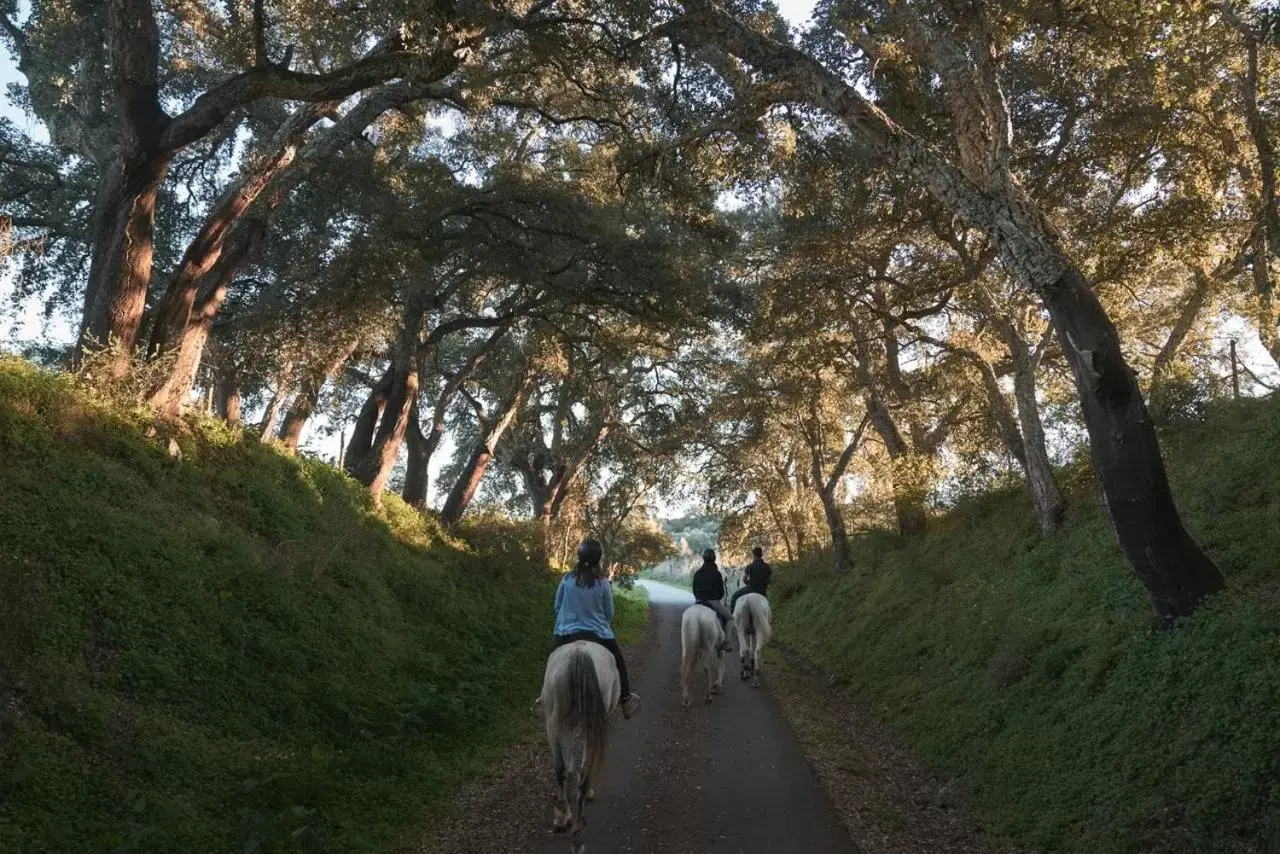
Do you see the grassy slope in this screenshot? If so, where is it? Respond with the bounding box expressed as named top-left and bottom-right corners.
top-left (774, 397), bottom-right (1280, 853)
top-left (0, 358), bottom-right (645, 854)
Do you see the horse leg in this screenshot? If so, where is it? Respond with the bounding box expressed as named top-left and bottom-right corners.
top-left (680, 647), bottom-right (694, 708)
top-left (712, 629), bottom-right (725, 695)
top-left (551, 738), bottom-right (572, 833)
top-left (703, 649), bottom-right (714, 704)
top-left (571, 769), bottom-right (590, 853)
top-left (710, 629), bottom-right (722, 695)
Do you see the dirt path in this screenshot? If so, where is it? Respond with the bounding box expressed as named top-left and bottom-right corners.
top-left (411, 582), bottom-right (857, 853)
top-left (411, 581), bottom-right (1008, 854)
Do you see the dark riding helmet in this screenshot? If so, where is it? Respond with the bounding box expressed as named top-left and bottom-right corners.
top-left (702, 548), bottom-right (716, 563)
top-left (578, 538), bottom-right (604, 566)
top-left (752, 546), bottom-right (763, 559)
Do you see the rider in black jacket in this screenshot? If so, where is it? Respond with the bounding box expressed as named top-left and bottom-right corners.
top-left (692, 549), bottom-right (733, 652)
top-left (730, 546), bottom-right (773, 614)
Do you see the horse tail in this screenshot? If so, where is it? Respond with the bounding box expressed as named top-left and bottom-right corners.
top-left (569, 647), bottom-right (610, 779)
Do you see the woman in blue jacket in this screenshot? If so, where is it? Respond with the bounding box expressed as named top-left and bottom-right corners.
top-left (551, 539), bottom-right (642, 719)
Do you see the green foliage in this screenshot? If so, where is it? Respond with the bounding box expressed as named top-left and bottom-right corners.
top-left (0, 357), bottom-right (575, 853)
top-left (772, 395), bottom-right (1280, 853)
top-left (611, 586), bottom-right (650, 645)
top-left (661, 516), bottom-right (719, 554)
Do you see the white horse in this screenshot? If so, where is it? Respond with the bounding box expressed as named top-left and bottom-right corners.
top-left (680, 603), bottom-right (726, 707)
top-left (539, 642), bottom-right (619, 853)
top-left (733, 592), bottom-right (772, 686)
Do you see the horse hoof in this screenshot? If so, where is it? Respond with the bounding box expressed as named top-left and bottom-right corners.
top-left (586, 789), bottom-right (596, 802)
top-left (552, 822), bottom-right (570, 834)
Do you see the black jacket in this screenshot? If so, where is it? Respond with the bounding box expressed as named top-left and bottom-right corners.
top-left (691, 562), bottom-right (725, 602)
top-left (744, 558), bottom-right (773, 594)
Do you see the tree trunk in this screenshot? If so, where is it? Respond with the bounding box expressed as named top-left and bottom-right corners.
top-left (762, 494), bottom-right (795, 562)
top-left (401, 322), bottom-right (512, 507)
top-left (537, 506), bottom-right (555, 569)
top-left (401, 403), bottom-right (429, 508)
top-left (214, 367), bottom-right (241, 424)
top-left (1253, 226), bottom-right (1280, 367)
top-left (1011, 356), bottom-right (1067, 536)
top-left (352, 359), bottom-right (419, 500)
top-left (439, 441), bottom-right (499, 526)
top-left (1149, 268), bottom-right (1213, 409)
top-left (864, 393), bottom-right (928, 537)
top-left (147, 217), bottom-right (267, 417)
top-left (148, 109), bottom-right (329, 357)
top-left (891, 487), bottom-right (929, 538)
top-left (440, 369), bottom-right (533, 526)
top-left (145, 93), bottom-right (411, 408)
top-left (802, 396), bottom-right (864, 572)
top-left (818, 488), bottom-right (852, 573)
top-left (145, 276), bottom-right (227, 418)
top-left (277, 394), bottom-right (312, 452)
top-left (278, 344), bottom-right (356, 453)
top-left (258, 361), bottom-right (293, 441)
top-left (81, 153), bottom-right (171, 379)
top-left (969, 308), bottom-right (1067, 537)
top-left (1043, 266), bottom-right (1224, 618)
top-left (972, 357), bottom-right (1027, 467)
top-left (77, 165), bottom-right (127, 361)
top-left (352, 309), bottom-right (423, 499)
top-left (79, 0), bottom-right (169, 379)
top-left (344, 364), bottom-right (395, 475)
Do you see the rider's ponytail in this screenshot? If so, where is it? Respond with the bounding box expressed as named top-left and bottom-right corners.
top-left (574, 538), bottom-right (605, 588)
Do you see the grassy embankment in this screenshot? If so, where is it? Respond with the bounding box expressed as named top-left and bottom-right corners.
top-left (0, 357), bottom-right (645, 853)
top-left (773, 396), bottom-right (1280, 852)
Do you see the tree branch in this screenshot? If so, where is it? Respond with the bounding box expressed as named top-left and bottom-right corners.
top-left (160, 22), bottom-right (482, 153)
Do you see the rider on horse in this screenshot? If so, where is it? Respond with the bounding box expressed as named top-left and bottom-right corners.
top-left (729, 546), bottom-right (772, 614)
top-left (691, 548), bottom-right (734, 653)
top-left (551, 539), bottom-right (642, 719)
